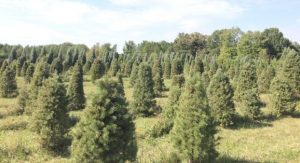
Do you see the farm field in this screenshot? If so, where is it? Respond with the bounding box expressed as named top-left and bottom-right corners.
top-left (1, 76), bottom-right (300, 163)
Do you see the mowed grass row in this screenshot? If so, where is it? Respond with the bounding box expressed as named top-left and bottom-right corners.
top-left (0, 76), bottom-right (300, 162)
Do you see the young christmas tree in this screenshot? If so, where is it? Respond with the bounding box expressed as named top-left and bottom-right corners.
top-left (131, 63), bottom-right (156, 117)
top-left (171, 74), bottom-right (218, 162)
top-left (24, 64), bottom-right (35, 84)
top-left (90, 59), bottom-right (106, 82)
top-left (71, 79), bottom-right (137, 162)
top-left (0, 67), bottom-right (18, 98)
top-left (270, 74), bottom-right (296, 117)
top-left (67, 63), bottom-right (86, 111)
top-left (30, 76), bottom-right (69, 151)
top-left (152, 59), bottom-right (164, 96)
top-left (207, 69), bottom-right (235, 127)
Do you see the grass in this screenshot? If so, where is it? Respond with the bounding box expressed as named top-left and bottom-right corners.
top-left (0, 76), bottom-right (300, 162)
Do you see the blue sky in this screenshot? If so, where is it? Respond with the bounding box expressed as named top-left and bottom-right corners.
top-left (0, 0), bottom-right (299, 51)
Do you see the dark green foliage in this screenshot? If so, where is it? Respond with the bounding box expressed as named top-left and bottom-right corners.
top-left (192, 56), bottom-right (204, 74)
top-left (67, 63), bottom-right (85, 111)
top-left (21, 61), bottom-right (29, 77)
top-left (30, 76), bottom-right (69, 151)
top-left (240, 89), bottom-right (261, 120)
top-left (110, 58), bottom-right (119, 77)
top-left (171, 74), bottom-right (185, 88)
top-left (171, 59), bottom-right (183, 77)
top-left (129, 63), bottom-right (139, 87)
top-left (131, 63), bottom-right (156, 117)
top-left (279, 48), bottom-right (300, 96)
top-left (270, 74), bottom-right (296, 117)
top-left (171, 74), bottom-right (218, 162)
top-left (124, 60), bottom-right (133, 77)
top-left (257, 64), bottom-right (275, 93)
top-left (174, 32), bottom-right (206, 56)
top-left (25, 64), bottom-right (35, 84)
top-left (71, 79), bottom-right (137, 162)
top-left (152, 59), bottom-right (164, 96)
top-left (0, 67), bottom-right (18, 98)
top-left (83, 60), bottom-right (92, 74)
top-left (17, 87), bottom-right (29, 115)
top-left (90, 59), bottom-right (105, 82)
top-left (207, 69), bottom-right (235, 127)
top-left (30, 48), bottom-right (37, 63)
top-left (30, 61), bottom-right (50, 89)
top-left (50, 58), bottom-right (63, 74)
top-left (163, 58), bottom-right (171, 79)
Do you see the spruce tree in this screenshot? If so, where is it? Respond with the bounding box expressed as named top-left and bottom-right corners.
top-left (131, 63), bottom-right (156, 117)
top-left (90, 59), bottom-right (105, 82)
top-left (21, 61), bottom-right (29, 77)
top-left (129, 62), bottom-right (139, 87)
top-left (240, 89), bottom-right (261, 120)
top-left (25, 64), bottom-right (35, 84)
top-left (67, 63), bottom-right (86, 111)
top-left (110, 58), bottom-right (119, 77)
top-left (207, 69), bottom-right (235, 127)
top-left (50, 58), bottom-right (63, 74)
top-left (0, 67), bottom-right (18, 98)
top-left (171, 74), bottom-right (217, 162)
top-left (152, 59), bottom-right (164, 96)
top-left (71, 79), bottom-right (137, 162)
top-left (163, 58), bottom-right (171, 79)
top-left (30, 76), bottom-right (69, 151)
top-left (270, 74), bottom-right (295, 117)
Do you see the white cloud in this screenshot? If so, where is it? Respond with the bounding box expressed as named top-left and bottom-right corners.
top-left (0, 0), bottom-right (244, 50)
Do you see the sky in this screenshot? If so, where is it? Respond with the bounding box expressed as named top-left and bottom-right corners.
top-left (0, 0), bottom-right (299, 51)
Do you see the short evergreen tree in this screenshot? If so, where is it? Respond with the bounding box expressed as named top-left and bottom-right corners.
top-left (30, 76), bottom-right (69, 151)
top-left (152, 59), bottom-right (164, 96)
top-left (90, 59), bottom-right (105, 82)
top-left (71, 79), bottom-right (137, 162)
top-left (171, 74), bottom-right (218, 162)
top-left (67, 63), bottom-right (86, 111)
top-left (240, 88), bottom-right (261, 120)
top-left (207, 69), bottom-right (235, 127)
top-left (0, 67), bottom-right (18, 98)
top-left (270, 74), bottom-right (295, 117)
top-left (131, 63), bottom-right (156, 117)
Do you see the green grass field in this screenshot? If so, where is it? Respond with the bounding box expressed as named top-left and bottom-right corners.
top-left (0, 76), bottom-right (300, 162)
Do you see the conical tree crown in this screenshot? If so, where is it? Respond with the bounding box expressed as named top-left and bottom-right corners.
top-left (0, 67), bottom-right (18, 98)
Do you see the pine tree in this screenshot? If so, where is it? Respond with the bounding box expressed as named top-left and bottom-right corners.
top-left (90, 59), bottom-right (105, 82)
top-left (270, 74), bottom-right (295, 117)
top-left (207, 69), bottom-right (235, 127)
top-left (163, 58), bottom-right (171, 79)
top-left (240, 88), bottom-right (261, 120)
top-left (67, 63), bottom-right (86, 111)
top-left (110, 58), bottom-right (119, 77)
top-left (129, 62), bottom-right (139, 87)
top-left (279, 48), bottom-right (300, 96)
top-left (0, 67), bottom-right (18, 98)
top-left (171, 74), bottom-right (218, 162)
top-left (21, 61), bottom-right (29, 77)
top-left (25, 64), bottom-right (35, 84)
top-left (131, 63), bottom-right (156, 117)
top-left (152, 59), bottom-right (164, 96)
top-left (71, 79), bottom-right (137, 162)
top-left (30, 76), bottom-right (69, 151)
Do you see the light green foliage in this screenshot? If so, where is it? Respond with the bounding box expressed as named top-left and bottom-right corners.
top-left (207, 69), bottom-right (235, 127)
top-left (24, 64), bottom-right (35, 84)
top-left (172, 74), bottom-right (217, 162)
top-left (30, 76), bottom-right (69, 151)
top-left (67, 63), bottom-right (86, 111)
top-left (71, 79), bottom-right (137, 162)
top-left (90, 59), bottom-right (105, 82)
top-left (237, 31), bottom-right (262, 57)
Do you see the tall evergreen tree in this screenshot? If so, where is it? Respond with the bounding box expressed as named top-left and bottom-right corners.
top-left (152, 59), bottom-right (164, 96)
top-left (0, 67), bottom-right (18, 98)
top-left (71, 79), bottom-right (137, 162)
top-left (171, 74), bottom-right (218, 162)
top-left (270, 74), bottom-right (296, 117)
top-left (90, 59), bottom-right (105, 82)
top-left (30, 76), bottom-right (69, 151)
top-left (207, 69), bottom-right (235, 127)
top-left (67, 63), bottom-right (86, 111)
top-left (131, 63), bottom-right (156, 117)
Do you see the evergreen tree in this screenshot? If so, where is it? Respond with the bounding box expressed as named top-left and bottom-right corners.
top-left (0, 60), bottom-right (8, 73)
top-left (30, 48), bottom-right (37, 63)
top-left (124, 60), bottom-right (133, 77)
top-left (192, 56), bottom-right (204, 74)
top-left (21, 61), bottom-right (29, 77)
top-left (83, 60), bottom-right (92, 74)
top-left (129, 62), bottom-right (139, 87)
top-left (270, 74), bottom-right (295, 117)
top-left (163, 58), bottom-right (171, 79)
top-left (257, 64), bottom-right (275, 93)
top-left (30, 76), bottom-right (69, 151)
top-left (131, 63), bottom-right (156, 117)
top-left (171, 74), bottom-right (218, 162)
top-left (240, 88), bottom-right (261, 120)
top-left (67, 63), bottom-right (86, 111)
top-left (207, 69), bottom-right (235, 127)
top-left (25, 64), bottom-right (35, 84)
top-left (50, 58), bottom-right (63, 74)
top-left (0, 67), bottom-right (18, 98)
top-left (152, 59), bottom-right (164, 96)
top-left (71, 79), bottom-right (137, 162)
top-left (171, 59), bottom-right (183, 77)
top-left (90, 59), bottom-right (105, 82)
top-left (110, 58), bottom-right (119, 77)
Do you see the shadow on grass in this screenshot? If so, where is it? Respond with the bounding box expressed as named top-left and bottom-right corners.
top-left (228, 115), bottom-right (273, 130)
top-left (217, 155), bottom-right (259, 163)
